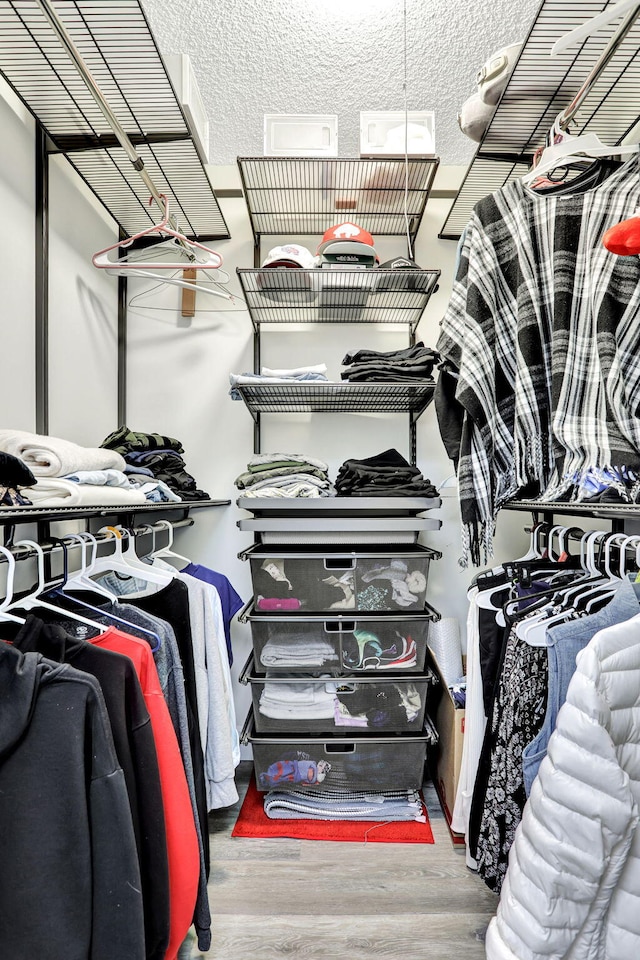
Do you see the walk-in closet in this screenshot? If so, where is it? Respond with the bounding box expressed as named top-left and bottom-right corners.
top-left (3, 1), bottom-right (640, 958)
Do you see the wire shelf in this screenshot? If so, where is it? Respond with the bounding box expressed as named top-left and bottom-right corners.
top-left (234, 381), bottom-right (436, 420)
top-left (0, 498), bottom-right (231, 526)
top-left (236, 268), bottom-right (441, 331)
top-left (0, 0), bottom-right (229, 239)
top-left (502, 498), bottom-right (640, 521)
top-left (238, 157), bottom-right (439, 242)
top-left (441, 0), bottom-right (640, 238)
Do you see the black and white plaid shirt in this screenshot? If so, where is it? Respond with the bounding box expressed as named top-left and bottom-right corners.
top-left (438, 156), bottom-right (640, 566)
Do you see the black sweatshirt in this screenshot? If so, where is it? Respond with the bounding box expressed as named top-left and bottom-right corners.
top-left (0, 641), bottom-right (145, 960)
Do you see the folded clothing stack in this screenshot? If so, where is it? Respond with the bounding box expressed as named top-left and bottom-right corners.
top-left (0, 429), bottom-right (148, 508)
top-left (100, 425), bottom-right (210, 501)
top-left (263, 786), bottom-right (427, 822)
top-left (260, 637), bottom-right (339, 669)
top-left (229, 364), bottom-right (330, 400)
top-left (235, 452), bottom-right (333, 498)
top-left (0, 451), bottom-right (36, 507)
top-left (335, 448), bottom-right (439, 498)
top-left (341, 343), bottom-right (439, 383)
top-left (258, 678), bottom-right (422, 729)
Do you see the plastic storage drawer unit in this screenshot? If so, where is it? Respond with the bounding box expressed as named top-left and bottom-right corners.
top-left (240, 655), bottom-right (436, 735)
top-left (243, 710), bottom-right (439, 792)
top-left (239, 543), bottom-right (439, 613)
top-left (240, 603), bottom-right (440, 674)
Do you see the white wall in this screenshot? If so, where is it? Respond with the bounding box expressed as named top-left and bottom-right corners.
top-left (0, 75), bottom-right (120, 442)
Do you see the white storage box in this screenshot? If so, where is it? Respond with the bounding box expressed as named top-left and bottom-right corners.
top-left (360, 111), bottom-right (435, 158)
top-left (264, 114), bottom-right (338, 157)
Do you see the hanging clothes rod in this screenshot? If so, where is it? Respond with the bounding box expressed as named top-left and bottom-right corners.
top-left (557, 3), bottom-right (640, 132)
top-left (33, 0), bottom-right (186, 241)
top-left (0, 517), bottom-right (193, 564)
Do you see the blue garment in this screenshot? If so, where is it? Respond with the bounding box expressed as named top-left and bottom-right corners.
top-left (522, 578), bottom-right (640, 796)
top-left (182, 563), bottom-right (243, 666)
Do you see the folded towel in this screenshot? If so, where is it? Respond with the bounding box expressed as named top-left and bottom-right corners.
top-left (259, 681), bottom-right (336, 720)
top-left (0, 430), bottom-right (125, 477)
top-left (264, 787), bottom-right (426, 821)
top-left (28, 478), bottom-right (148, 508)
top-left (260, 639), bottom-right (339, 667)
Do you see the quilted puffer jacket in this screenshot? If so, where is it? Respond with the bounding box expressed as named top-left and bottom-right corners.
top-left (486, 613), bottom-right (640, 960)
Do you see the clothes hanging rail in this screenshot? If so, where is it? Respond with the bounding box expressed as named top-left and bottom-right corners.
top-left (440, 0), bottom-right (640, 239)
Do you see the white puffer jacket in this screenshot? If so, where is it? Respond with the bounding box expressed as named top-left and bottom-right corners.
top-left (486, 614), bottom-right (640, 960)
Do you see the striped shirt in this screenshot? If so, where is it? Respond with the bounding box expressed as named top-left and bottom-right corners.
top-left (437, 156), bottom-right (640, 566)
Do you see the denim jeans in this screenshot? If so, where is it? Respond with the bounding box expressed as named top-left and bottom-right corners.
top-left (522, 578), bottom-right (640, 796)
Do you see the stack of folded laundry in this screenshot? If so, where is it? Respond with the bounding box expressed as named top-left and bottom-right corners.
top-left (100, 426), bottom-right (209, 501)
top-left (260, 636), bottom-right (339, 669)
top-left (341, 343), bottom-right (439, 382)
top-left (259, 680), bottom-right (337, 721)
top-left (0, 451), bottom-right (36, 506)
top-left (229, 364), bottom-right (330, 400)
top-left (335, 448), bottom-right (439, 498)
top-left (258, 678), bottom-right (422, 730)
top-left (0, 429), bottom-right (153, 507)
top-left (263, 786), bottom-right (427, 822)
top-left (235, 452), bottom-right (334, 498)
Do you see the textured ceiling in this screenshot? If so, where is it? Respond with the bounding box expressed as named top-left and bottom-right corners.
top-left (141, 0), bottom-right (539, 166)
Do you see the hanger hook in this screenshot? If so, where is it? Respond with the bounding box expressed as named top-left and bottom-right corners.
top-left (0, 545), bottom-right (17, 611)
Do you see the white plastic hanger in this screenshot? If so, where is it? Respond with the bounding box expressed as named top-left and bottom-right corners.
top-left (149, 518), bottom-right (191, 568)
top-left (0, 546), bottom-right (26, 624)
top-left (5, 539), bottom-right (108, 632)
top-left (117, 525), bottom-right (178, 579)
top-left (61, 532), bottom-right (117, 601)
top-left (92, 194), bottom-right (234, 303)
top-left (522, 124), bottom-right (639, 184)
top-left (551, 0), bottom-right (640, 57)
top-left (85, 527), bottom-right (173, 588)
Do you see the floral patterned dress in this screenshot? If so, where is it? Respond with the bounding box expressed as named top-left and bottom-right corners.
top-left (475, 626), bottom-right (548, 892)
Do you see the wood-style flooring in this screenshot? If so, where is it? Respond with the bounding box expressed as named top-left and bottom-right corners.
top-left (189, 761), bottom-right (497, 959)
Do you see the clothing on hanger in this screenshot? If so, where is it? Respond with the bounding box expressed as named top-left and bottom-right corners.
top-left (0, 640), bottom-right (145, 960)
top-left (436, 155), bottom-right (640, 565)
top-left (11, 615), bottom-right (170, 960)
top-left (52, 591), bottom-right (212, 954)
top-left (486, 611), bottom-right (640, 960)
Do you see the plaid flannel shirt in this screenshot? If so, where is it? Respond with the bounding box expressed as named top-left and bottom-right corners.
top-left (438, 155), bottom-right (640, 566)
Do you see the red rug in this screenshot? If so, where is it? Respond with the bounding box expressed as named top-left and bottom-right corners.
top-left (231, 776), bottom-right (434, 844)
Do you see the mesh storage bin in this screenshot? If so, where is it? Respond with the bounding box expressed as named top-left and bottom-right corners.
top-left (240, 655), bottom-right (435, 734)
top-left (240, 544), bottom-right (437, 613)
top-left (242, 605), bottom-right (440, 675)
top-left (243, 710), bottom-right (438, 792)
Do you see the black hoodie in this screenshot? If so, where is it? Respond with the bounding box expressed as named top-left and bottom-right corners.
top-left (0, 641), bottom-right (145, 960)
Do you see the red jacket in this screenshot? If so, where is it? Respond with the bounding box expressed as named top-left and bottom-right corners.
top-left (92, 627), bottom-right (199, 960)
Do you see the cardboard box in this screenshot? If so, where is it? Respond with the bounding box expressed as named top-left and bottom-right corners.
top-left (428, 652), bottom-right (465, 844)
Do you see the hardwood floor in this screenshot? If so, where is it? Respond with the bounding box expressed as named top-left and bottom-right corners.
top-left (191, 761), bottom-right (497, 959)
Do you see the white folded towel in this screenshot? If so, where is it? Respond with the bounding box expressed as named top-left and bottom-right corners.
top-left (0, 429), bottom-right (125, 477)
top-left (28, 478), bottom-right (148, 507)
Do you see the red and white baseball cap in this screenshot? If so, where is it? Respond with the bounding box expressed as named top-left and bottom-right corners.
top-left (317, 222), bottom-right (377, 259)
top-left (262, 244), bottom-right (317, 269)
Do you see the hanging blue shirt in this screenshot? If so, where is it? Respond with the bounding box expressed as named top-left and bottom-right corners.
top-left (181, 563), bottom-right (243, 666)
